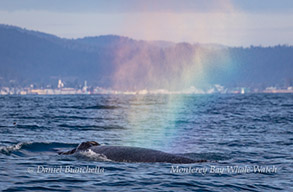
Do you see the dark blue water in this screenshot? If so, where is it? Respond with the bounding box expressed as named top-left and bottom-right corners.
top-left (0, 94), bottom-right (292, 191)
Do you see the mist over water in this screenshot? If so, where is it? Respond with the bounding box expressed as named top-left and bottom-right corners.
top-left (0, 94), bottom-right (292, 191)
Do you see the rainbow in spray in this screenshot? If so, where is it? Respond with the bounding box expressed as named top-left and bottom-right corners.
top-left (109, 0), bottom-right (242, 149)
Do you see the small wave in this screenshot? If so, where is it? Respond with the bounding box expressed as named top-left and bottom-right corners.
top-left (43, 115), bottom-right (91, 120)
top-left (58, 124), bottom-right (126, 130)
top-left (0, 142), bottom-right (27, 154)
top-left (280, 104), bottom-right (293, 107)
top-left (179, 152), bottom-right (231, 161)
top-left (84, 105), bottom-right (119, 110)
top-left (0, 142), bottom-right (77, 155)
top-left (14, 124), bottom-right (44, 129)
top-left (61, 105), bottom-right (119, 110)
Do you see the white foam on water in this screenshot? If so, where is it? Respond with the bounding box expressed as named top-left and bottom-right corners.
top-left (75, 149), bottom-right (112, 162)
top-left (0, 142), bottom-right (31, 154)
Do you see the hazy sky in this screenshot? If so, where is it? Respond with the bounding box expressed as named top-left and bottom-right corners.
top-left (0, 0), bottom-right (292, 46)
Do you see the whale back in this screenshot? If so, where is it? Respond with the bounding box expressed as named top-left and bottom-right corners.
top-left (89, 145), bottom-right (200, 163)
top-left (59, 141), bottom-right (207, 164)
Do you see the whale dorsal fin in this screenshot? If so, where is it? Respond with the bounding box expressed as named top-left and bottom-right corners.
top-left (58, 141), bottom-right (100, 155)
top-left (76, 141), bottom-right (100, 151)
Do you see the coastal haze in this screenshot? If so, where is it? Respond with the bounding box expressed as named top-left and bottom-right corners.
top-left (1, 0), bottom-right (293, 94)
top-left (0, 24), bottom-right (292, 94)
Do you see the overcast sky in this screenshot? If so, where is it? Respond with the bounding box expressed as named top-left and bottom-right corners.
top-left (0, 0), bottom-right (292, 46)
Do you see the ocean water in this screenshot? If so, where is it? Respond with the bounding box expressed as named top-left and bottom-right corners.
top-left (0, 94), bottom-right (292, 191)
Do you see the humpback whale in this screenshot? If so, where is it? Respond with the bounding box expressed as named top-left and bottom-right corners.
top-left (59, 141), bottom-right (206, 164)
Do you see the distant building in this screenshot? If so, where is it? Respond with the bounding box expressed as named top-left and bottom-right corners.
top-left (57, 79), bottom-right (64, 89)
top-left (83, 81), bottom-right (88, 93)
